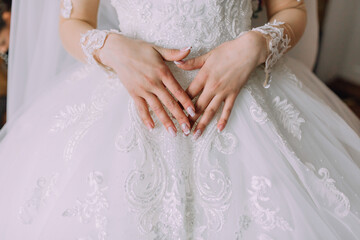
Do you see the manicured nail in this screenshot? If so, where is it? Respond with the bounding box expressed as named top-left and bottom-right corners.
top-left (217, 124), bottom-right (225, 133)
top-left (186, 107), bottom-right (196, 117)
top-left (181, 123), bottom-right (190, 135)
top-left (180, 46), bottom-right (192, 52)
top-left (193, 129), bottom-right (202, 140)
top-left (174, 60), bottom-right (185, 65)
top-left (146, 123), bottom-right (153, 132)
top-left (168, 127), bottom-right (177, 137)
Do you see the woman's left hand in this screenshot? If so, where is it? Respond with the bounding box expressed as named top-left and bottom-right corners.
top-left (175, 31), bottom-right (268, 139)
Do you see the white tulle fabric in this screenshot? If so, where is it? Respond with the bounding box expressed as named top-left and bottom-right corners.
top-left (0, 0), bottom-right (360, 239)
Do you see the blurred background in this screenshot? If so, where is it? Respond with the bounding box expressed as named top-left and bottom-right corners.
top-left (0, 0), bottom-right (10, 128)
top-left (0, 0), bottom-right (359, 129)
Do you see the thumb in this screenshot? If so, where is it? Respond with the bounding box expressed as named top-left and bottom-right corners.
top-left (154, 46), bottom-right (192, 61)
top-left (174, 53), bottom-right (209, 70)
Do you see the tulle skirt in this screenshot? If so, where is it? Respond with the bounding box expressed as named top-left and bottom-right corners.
top-left (0, 57), bottom-right (359, 240)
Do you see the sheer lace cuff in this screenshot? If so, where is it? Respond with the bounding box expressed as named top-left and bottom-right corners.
top-left (61, 0), bottom-right (73, 19)
top-left (252, 20), bottom-right (291, 88)
top-left (80, 29), bottom-right (122, 72)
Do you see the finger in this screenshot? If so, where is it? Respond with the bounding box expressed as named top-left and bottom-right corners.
top-left (174, 53), bottom-right (210, 70)
top-left (160, 68), bottom-right (196, 118)
top-left (217, 94), bottom-right (237, 132)
top-left (153, 45), bottom-right (192, 62)
top-left (145, 94), bottom-right (177, 137)
top-left (190, 83), bottom-right (215, 123)
top-left (193, 95), bottom-right (224, 140)
top-left (185, 69), bottom-right (207, 99)
top-left (154, 86), bottom-right (192, 136)
top-left (134, 97), bottom-right (154, 131)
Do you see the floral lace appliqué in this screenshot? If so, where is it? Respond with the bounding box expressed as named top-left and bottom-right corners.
top-left (50, 104), bottom-right (87, 132)
top-left (252, 20), bottom-right (291, 88)
top-left (305, 163), bottom-right (351, 218)
top-left (63, 171), bottom-right (109, 240)
top-left (272, 96), bottom-right (305, 140)
top-left (317, 168), bottom-right (350, 217)
top-left (248, 176), bottom-right (293, 232)
top-left (19, 173), bottom-right (59, 224)
top-left (115, 100), bottom-right (236, 239)
top-left (250, 103), bottom-right (268, 125)
top-left (61, 0), bottom-right (73, 19)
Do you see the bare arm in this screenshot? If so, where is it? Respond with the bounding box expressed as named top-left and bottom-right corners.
top-left (265, 0), bottom-right (307, 49)
top-left (58, 0), bottom-right (195, 136)
top-left (59, 0), bottom-right (100, 63)
top-left (175, 0), bottom-right (307, 137)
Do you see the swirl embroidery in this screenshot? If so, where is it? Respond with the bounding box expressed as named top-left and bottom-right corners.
top-left (115, 100), bottom-right (236, 239)
top-left (250, 103), bottom-right (268, 125)
top-left (305, 162), bottom-right (351, 218)
top-left (19, 173), bottom-right (59, 224)
top-left (111, 0), bottom-right (252, 56)
top-left (317, 168), bottom-right (350, 217)
top-left (63, 171), bottom-right (109, 240)
top-left (248, 176), bottom-right (293, 232)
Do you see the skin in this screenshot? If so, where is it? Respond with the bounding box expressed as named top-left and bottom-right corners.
top-left (0, 11), bottom-right (11, 54)
top-left (174, 31), bottom-right (268, 137)
top-left (59, 0), bottom-right (306, 138)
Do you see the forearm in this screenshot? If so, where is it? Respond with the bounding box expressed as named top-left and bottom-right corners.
top-left (249, 0), bottom-right (307, 87)
top-left (265, 0), bottom-right (307, 50)
top-left (58, 0), bottom-right (99, 63)
top-left (59, 19), bottom-right (95, 63)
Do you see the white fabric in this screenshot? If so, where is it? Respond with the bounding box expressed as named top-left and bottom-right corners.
top-left (252, 0), bottom-right (319, 70)
top-left (7, 0), bottom-right (118, 120)
top-left (1, 0), bottom-right (360, 239)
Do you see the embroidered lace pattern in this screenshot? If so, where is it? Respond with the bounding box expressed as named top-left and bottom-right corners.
top-left (248, 176), bottom-right (293, 232)
top-left (19, 173), bottom-right (59, 224)
top-left (80, 29), bottom-right (122, 71)
top-left (110, 0), bottom-right (253, 55)
top-left (272, 96), bottom-right (305, 140)
top-left (252, 20), bottom-right (291, 88)
top-left (246, 77), bottom-right (351, 220)
top-left (114, 100), bottom-right (237, 239)
top-left (63, 171), bottom-right (109, 240)
top-left (305, 163), bottom-right (351, 218)
top-left (61, 0), bottom-right (73, 19)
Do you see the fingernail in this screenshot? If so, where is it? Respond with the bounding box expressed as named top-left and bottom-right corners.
top-left (193, 129), bottom-right (202, 140)
top-left (147, 123), bottom-right (153, 132)
top-left (186, 107), bottom-right (196, 117)
top-left (168, 127), bottom-right (177, 137)
top-left (217, 124), bottom-right (225, 133)
top-left (181, 123), bottom-right (190, 135)
top-left (180, 46), bottom-right (192, 52)
top-left (174, 60), bottom-right (185, 65)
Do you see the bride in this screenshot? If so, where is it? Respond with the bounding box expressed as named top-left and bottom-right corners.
top-left (0, 0), bottom-right (359, 239)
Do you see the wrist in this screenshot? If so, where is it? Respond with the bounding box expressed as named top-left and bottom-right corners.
top-left (245, 31), bottom-right (269, 66)
top-left (98, 33), bottom-right (122, 68)
top-left (80, 29), bottom-right (122, 70)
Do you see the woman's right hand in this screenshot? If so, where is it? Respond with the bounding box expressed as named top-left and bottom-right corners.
top-left (98, 33), bottom-right (195, 137)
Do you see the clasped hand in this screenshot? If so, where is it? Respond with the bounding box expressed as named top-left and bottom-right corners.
top-left (99, 31), bottom-right (266, 139)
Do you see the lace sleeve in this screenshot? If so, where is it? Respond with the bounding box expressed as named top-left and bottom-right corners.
top-left (61, 0), bottom-right (73, 19)
top-left (252, 20), bottom-right (291, 88)
top-left (80, 29), bottom-right (122, 73)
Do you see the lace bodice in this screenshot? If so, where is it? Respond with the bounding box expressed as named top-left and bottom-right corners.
top-left (110, 0), bottom-right (253, 55)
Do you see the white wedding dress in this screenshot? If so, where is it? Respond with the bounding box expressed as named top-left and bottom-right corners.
top-left (1, 0), bottom-right (360, 239)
